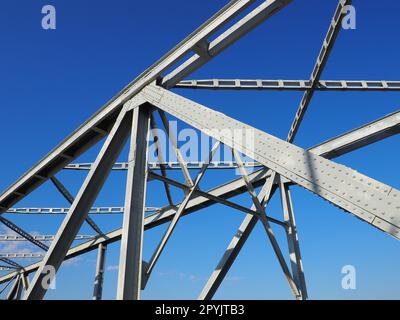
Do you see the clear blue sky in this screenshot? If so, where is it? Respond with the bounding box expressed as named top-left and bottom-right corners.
top-left (0, 0), bottom-right (399, 300)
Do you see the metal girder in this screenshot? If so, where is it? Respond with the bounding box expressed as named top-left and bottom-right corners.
top-left (287, 0), bottom-right (352, 143)
top-left (65, 161), bottom-right (262, 171)
top-left (175, 79), bottom-right (400, 91)
top-left (0, 235), bottom-right (95, 241)
top-left (5, 207), bottom-right (160, 215)
top-left (0, 267), bottom-right (15, 271)
top-left (0, 253), bottom-right (44, 259)
top-left (0, 0), bottom-right (257, 213)
top-left (161, 0), bottom-right (292, 88)
top-left (0, 229), bottom-right (124, 284)
top-left (0, 257), bottom-right (22, 269)
top-left (24, 106), bottom-right (133, 300)
top-left (93, 243), bottom-right (107, 300)
top-left (310, 111), bottom-right (400, 159)
top-left (0, 216), bottom-right (49, 251)
top-left (140, 84), bottom-right (400, 239)
top-left (117, 106), bottom-right (150, 300)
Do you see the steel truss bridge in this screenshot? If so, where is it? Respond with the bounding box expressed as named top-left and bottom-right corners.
top-left (0, 0), bottom-right (399, 300)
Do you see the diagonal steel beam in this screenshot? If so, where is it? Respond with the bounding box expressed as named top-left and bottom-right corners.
top-left (148, 171), bottom-right (285, 227)
top-left (199, 171), bottom-right (278, 300)
top-left (145, 142), bottom-right (221, 280)
top-left (150, 113), bottom-right (174, 205)
top-left (158, 110), bottom-right (194, 187)
top-left (0, 216), bottom-right (49, 251)
top-left (287, 0), bottom-right (352, 143)
top-left (0, 257), bottom-right (22, 269)
top-left (162, 0), bottom-right (293, 88)
top-left (6, 274), bottom-right (21, 300)
top-left (233, 150), bottom-right (301, 298)
top-left (24, 105), bottom-right (133, 300)
top-left (51, 176), bottom-right (104, 235)
top-left (141, 85), bottom-right (400, 238)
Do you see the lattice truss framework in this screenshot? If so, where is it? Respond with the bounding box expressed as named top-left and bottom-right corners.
top-left (0, 0), bottom-right (399, 300)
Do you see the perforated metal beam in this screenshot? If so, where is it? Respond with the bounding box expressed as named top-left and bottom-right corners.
top-left (0, 257), bottom-right (22, 269)
top-left (175, 79), bottom-right (400, 91)
top-left (65, 161), bottom-right (262, 171)
top-left (5, 207), bottom-right (160, 215)
top-left (0, 253), bottom-right (44, 259)
top-left (0, 235), bottom-right (95, 241)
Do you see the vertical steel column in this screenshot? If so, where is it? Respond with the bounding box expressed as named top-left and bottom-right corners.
top-left (14, 275), bottom-right (24, 300)
top-left (279, 179), bottom-right (308, 299)
top-left (117, 106), bottom-right (150, 300)
top-left (21, 272), bottom-right (29, 291)
top-left (93, 243), bottom-right (107, 300)
top-left (23, 106), bottom-right (132, 300)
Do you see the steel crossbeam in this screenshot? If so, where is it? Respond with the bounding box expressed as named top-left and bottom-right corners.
top-left (5, 207), bottom-right (160, 215)
top-left (175, 79), bottom-right (400, 91)
top-left (0, 235), bottom-right (95, 241)
top-left (0, 253), bottom-right (44, 259)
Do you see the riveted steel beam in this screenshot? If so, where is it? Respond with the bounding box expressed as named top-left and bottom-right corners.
top-left (140, 84), bottom-right (400, 239)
